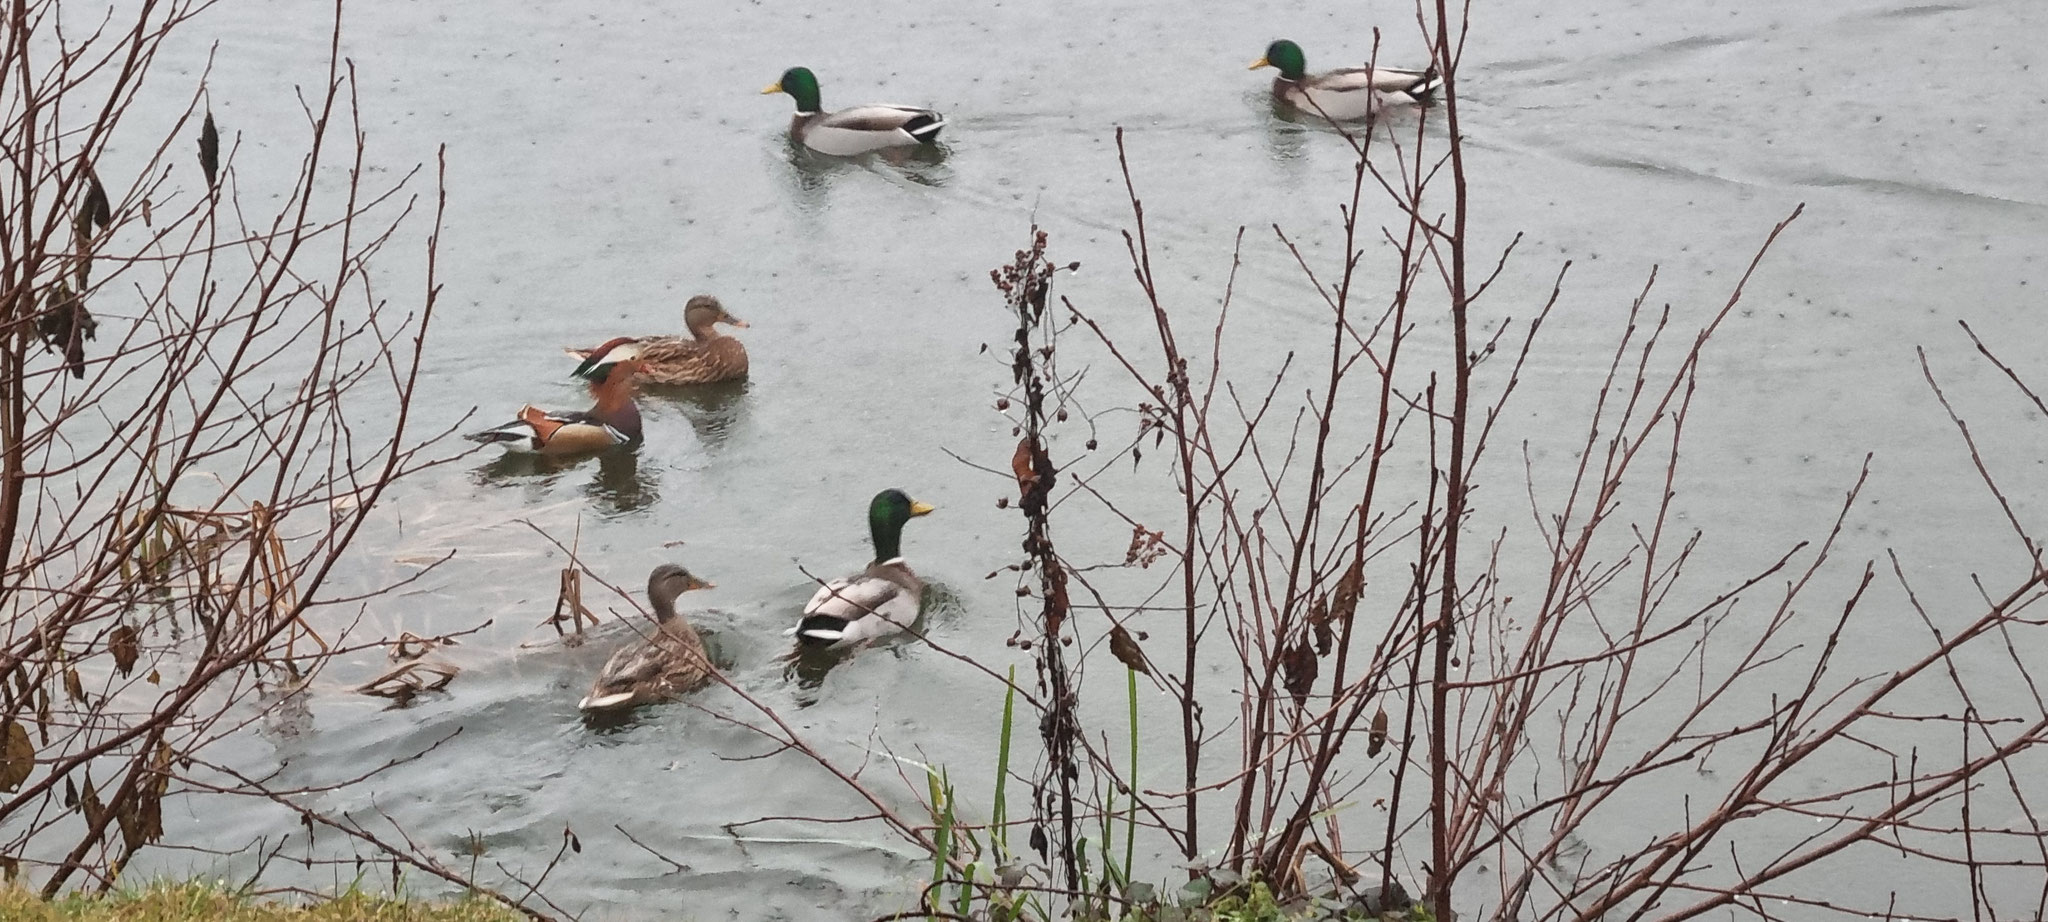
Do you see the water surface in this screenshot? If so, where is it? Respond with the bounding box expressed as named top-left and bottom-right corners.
top-left (98, 0), bottom-right (2048, 916)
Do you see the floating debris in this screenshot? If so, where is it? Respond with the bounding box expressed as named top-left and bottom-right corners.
top-left (354, 659), bottom-right (460, 703)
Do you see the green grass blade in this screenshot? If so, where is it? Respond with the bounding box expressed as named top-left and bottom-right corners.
top-left (993, 665), bottom-right (1016, 858)
top-left (1125, 664), bottom-right (1139, 882)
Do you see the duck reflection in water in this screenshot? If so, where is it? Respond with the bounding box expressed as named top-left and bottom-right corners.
top-left (1259, 96), bottom-right (1312, 163)
top-left (587, 449), bottom-right (658, 514)
top-left (781, 135), bottom-right (950, 211)
top-left (473, 447), bottom-right (660, 516)
top-left (642, 377), bottom-right (752, 453)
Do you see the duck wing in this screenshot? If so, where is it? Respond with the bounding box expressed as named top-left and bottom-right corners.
top-left (578, 633), bottom-right (711, 711)
top-left (795, 561), bottom-right (923, 648)
top-left (637, 337), bottom-right (747, 386)
top-left (564, 335), bottom-right (688, 361)
top-left (816, 104), bottom-right (946, 136)
top-left (1316, 64), bottom-right (1440, 100)
top-left (464, 405), bottom-right (629, 453)
top-left (799, 105), bottom-right (947, 155)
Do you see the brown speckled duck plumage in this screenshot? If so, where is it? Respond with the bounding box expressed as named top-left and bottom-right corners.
top-left (578, 564), bottom-right (718, 712)
top-left (569, 294), bottom-right (749, 386)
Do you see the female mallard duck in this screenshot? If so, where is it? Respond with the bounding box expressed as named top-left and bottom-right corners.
top-left (465, 337), bottom-right (644, 454)
top-left (762, 67), bottom-right (946, 156)
top-left (565, 294), bottom-right (748, 386)
top-left (1249, 39), bottom-right (1441, 122)
top-left (793, 489), bottom-right (936, 649)
top-left (578, 564), bottom-right (718, 712)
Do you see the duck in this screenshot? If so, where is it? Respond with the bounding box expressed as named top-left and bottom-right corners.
top-left (465, 337), bottom-right (644, 454)
top-left (1249, 39), bottom-right (1441, 122)
top-left (762, 67), bottom-right (946, 156)
top-left (793, 489), bottom-right (936, 649)
top-left (564, 294), bottom-right (748, 386)
top-left (578, 564), bottom-right (718, 712)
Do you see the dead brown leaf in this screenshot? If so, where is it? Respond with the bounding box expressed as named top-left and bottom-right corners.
top-left (120, 746), bottom-right (171, 852)
top-left (108, 624), bottom-right (139, 676)
top-left (1281, 640), bottom-right (1317, 707)
top-left (1308, 596), bottom-right (1333, 656)
top-left (198, 111), bottom-right (219, 187)
top-left (1011, 437), bottom-right (1036, 498)
top-left (1108, 624), bottom-right (1150, 677)
top-left (1331, 559), bottom-right (1363, 626)
top-left (80, 776), bottom-right (102, 827)
top-left (0, 722), bottom-right (31, 792)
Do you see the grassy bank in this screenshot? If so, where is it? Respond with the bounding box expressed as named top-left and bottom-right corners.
top-left (0, 883), bottom-right (525, 922)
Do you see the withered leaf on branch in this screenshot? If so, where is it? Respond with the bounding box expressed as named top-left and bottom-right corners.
top-left (1108, 624), bottom-right (1150, 677)
top-left (85, 168), bottom-right (112, 229)
top-left (37, 283), bottom-right (97, 381)
top-left (1367, 705), bottom-right (1390, 758)
top-left (199, 110), bottom-right (219, 187)
top-left (120, 799), bottom-right (164, 853)
top-left (73, 207), bottom-right (94, 288)
top-left (1043, 565), bottom-right (1070, 637)
top-left (1012, 436), bottom-right (1057, 514)
top-left (1011, 437), bottom-right (1036, 498)
top-left (120, 749), bottom-right (169, 852)
top-left (108, 624), bottom-right (140, 676)
top-left (80, 777), bottom-right (102, 826)
top-left (63, 669), bottom-right (85, 704)
top-left (1330, 558), bottom-right (1364, 631)
top-left (1280, 640), bottom-right (1317, 707)
top-left (1308, 595), bottom-right (1333, 656)
top-left (0, 722), bottom-right (32, 792)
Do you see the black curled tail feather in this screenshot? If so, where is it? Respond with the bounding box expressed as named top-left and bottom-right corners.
top-left (1412, 65), bottom-right (1445, 103)
top-left (795, 614), bottom-right (851, 647)
top-left (903, 113), bottom-right (945, 144)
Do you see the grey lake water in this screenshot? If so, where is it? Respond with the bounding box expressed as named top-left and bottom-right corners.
top-left (85, 0), bottom-right (2048, 918)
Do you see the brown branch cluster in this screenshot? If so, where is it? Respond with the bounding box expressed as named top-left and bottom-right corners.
top-left (860, 3), bottom-right (2048, 919)
top-left (0, 0), bottom-right (504, 909)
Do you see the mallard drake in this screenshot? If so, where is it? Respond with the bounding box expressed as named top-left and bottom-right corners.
top-left (565, 295), bottom-right (748, 386)
top-left (762, 67), bottom-right (946, 156)
top-left (1249, 39), bottom-right (1441, 122)
top-left (578, 564), bottom-right (718, 712)
top-left (466, 337), bottom-right (644, 455)
top-left (793, 489), bottom-right (936, 649)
